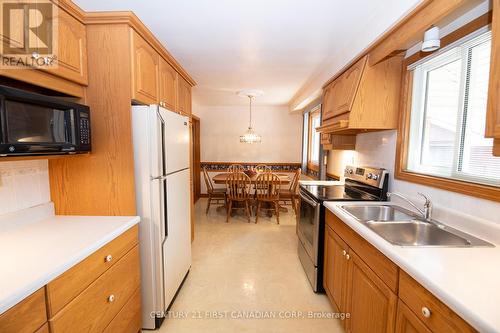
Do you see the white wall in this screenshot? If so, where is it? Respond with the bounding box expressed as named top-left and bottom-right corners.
top-left (0, 160), bottom-right (51, 215)
top-left (327, 130), bottom-right (500, 224)
top-left (194, 105), bottom-right (302, 163)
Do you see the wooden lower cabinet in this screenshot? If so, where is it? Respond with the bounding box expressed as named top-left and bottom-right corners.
top-left (46, 225), bottom-right (138, 316)
top-left (324, 211), bottom-right (476, 333)
top-left (396, 301), bottom-right (432, 333)
top-left (0, 288), bottom-right (47, 333)
top-left (49, 246), bottom-right (141, 333)
top-left (103, 287), bottom-right (142, 333)
top-left (345, 251), bottom-right (397, 333)
top-left (398, 272), bottom-right (476, 333)
top-left (324, 225), bottom-right (349, 312)
top-left (0, 228), bottom-right (141, 333)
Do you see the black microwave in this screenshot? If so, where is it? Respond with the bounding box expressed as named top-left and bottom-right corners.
top-left (0, 85), bottom-right (91, 156)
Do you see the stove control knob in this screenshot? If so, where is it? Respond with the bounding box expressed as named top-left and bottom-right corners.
top-left (348, 169), bottom-right (353, 174)
top-left (367, 173), bottom-right (373, 179)
top-left (372, 174), bottom-right (379, 180)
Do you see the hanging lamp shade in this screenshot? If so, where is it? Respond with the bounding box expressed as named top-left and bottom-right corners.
top-left (238, 90), bottom-right (263, 144)
top-left (240, 126), bottom-right (262, 143)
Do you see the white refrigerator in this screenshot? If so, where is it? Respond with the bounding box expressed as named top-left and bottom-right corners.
top-left (132, 105), bottom-right (192, 329)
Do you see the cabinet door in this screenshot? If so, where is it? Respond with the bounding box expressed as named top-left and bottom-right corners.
top-left (395, 301), bottom-right (432, 333)
top-left (324, 225), bottom-right (349, 312)
top-left (486, 0), bottom-right (500, 156)
top-left (43, 8), bottom-right (87, 85)
top-left (159, 58), bottom-right (178, 111)
top-left (178, 76), bottom-right (192, 116)
top-left (131, 31), bottom-right (159, 105)
top-left (0, 288), bottom-right (47, 333)
top-left (322, 80), bottom-right (339, 121)
top-left (323, 56), bottom-right (367, 121)
top-left (345, 250), bottom-right (397, 333)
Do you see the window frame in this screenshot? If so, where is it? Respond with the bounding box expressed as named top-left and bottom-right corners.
top-left (307, 107), bottom-right (321, 172)
top-left (395, 12), bottom-right (500, 202)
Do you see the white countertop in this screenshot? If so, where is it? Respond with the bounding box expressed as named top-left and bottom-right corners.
top-left (324, 201), bottom-right (500, 333)
top-left (0, 203), bottom-right (140, 315)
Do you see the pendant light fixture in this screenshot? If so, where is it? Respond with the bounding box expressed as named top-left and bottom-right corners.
top-left (238, 90), bottom-right (263, 144)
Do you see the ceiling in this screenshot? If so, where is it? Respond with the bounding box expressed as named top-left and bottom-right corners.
top-left (75, 0), bottom-right (421, 107)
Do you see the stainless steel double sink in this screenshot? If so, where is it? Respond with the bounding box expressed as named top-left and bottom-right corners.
top-left (339, 205), bottom-right (494, 247)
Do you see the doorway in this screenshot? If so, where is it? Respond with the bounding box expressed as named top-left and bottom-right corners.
top-left (191, 115), bottom-right (201, 203)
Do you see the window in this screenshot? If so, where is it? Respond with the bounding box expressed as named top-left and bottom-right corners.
top-left (405, 28), bottom-right (500, 188)
top-left (307, 108), bottom-right (321, 171)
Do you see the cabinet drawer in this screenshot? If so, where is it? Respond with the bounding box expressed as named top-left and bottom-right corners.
top-left (399, 271), bottom-right (476, 333)
top-left (325, 210), bottom-right (399, 292)
top-left (47, 225), bottom-right (138, 316)
top-left (49, 245), bottom-right (141, 333)
top-left (35, 323), bottom-right (50, 333)
top-left (395, 300), bottom-right (431, 333)
top-left (0, 288), bottom-right (47, 333)
top-left (103, 287), bottom-right (141, 333)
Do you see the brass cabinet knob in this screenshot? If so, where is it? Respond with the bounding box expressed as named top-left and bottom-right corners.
top-left (421, 307), bottom-right (431, 318)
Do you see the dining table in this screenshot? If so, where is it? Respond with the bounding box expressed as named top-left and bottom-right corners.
top-left (211, 172), bottom-right (292, 214)
top-left (212, 172), bottom-right (291, 185)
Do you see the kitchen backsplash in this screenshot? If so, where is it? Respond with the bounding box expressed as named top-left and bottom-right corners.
top-left (328, 130), bottom-right (500, 224)
top-left (0, 160), bottom-right (51, 216)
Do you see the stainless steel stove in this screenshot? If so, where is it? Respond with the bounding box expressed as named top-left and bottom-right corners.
top-left (297, 166), bottom-right (388, 292)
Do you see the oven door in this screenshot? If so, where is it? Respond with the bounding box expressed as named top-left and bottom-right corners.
top-left (298, 189), bottom-right (320, 265)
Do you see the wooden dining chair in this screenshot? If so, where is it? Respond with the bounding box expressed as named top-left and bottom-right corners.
top-left (255, 164), bottom-right (271, 173)
top-left (279, 168), bottom-right (301, 214)
top-left (227, 164), bottom-right (244, 173)
top-left (255, 173), bottom-right (281, 224)
top-left (203, 167), bottom-right (227, 214)
top-left (226, 172), bottom-right (252, 223)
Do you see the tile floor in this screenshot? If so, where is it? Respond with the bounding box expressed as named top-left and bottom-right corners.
top-left (157, 198), bottom-right (344, 333)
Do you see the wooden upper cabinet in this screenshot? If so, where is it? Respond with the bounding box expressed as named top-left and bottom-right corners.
top-left (345, 250), bottom-right (398, 333)
top-left (319, 54), bottom-right (402, 135)
top-left (487, 0), bottom-right (500, 156)
top-left (43, 8), bottom-right (87, 85)
top-left (324, 225), bottom-right (349, 313)
top-left (159, 58), bottom-right (178, 111)
top-left (322, 56), bottom-right (367, 121)
top-left (178, 76), bottom-right (192, 116)
top-left (131, 30), bottom-right (159, 105)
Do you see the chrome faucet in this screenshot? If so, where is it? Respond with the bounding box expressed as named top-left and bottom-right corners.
top-left (387, 192), bottom-right (433, 220)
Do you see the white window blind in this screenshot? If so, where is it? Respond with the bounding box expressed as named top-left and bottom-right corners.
top-left (406, 29), bottom-right (500, 187)
top-left (310, 112), bottom-right (321, 165)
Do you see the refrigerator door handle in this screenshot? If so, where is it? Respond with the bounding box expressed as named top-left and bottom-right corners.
top-left (150, 175), bottom-right (167, 181)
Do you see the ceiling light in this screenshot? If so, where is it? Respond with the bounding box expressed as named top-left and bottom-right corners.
top-left (422, 26), bottom-right (440, 52)
top-left (238, 90), bottom-right (263, 144)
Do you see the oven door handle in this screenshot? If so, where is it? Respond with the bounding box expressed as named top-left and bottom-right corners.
top-left (300, 192), bottom-right (318, 207)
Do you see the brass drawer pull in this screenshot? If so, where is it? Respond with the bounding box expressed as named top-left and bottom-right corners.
top-left (108, 294), bottom-right (115, 303)
top-left (105, 254), bottom-right (113, 263)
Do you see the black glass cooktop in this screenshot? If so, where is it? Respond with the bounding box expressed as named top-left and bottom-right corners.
top-left (300, 184), bottom-right (379, 202)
